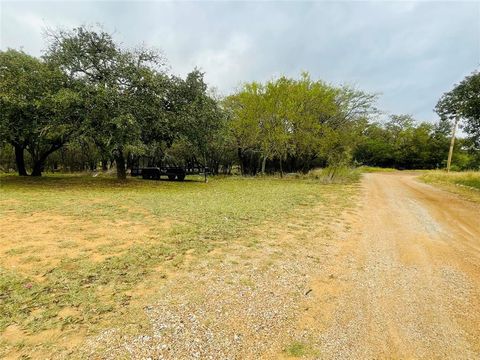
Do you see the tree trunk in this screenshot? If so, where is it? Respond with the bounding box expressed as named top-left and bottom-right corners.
top-left (279, 158), bottom-right (283, 178)
top-left (31, 153), bottom-right (50, 176)
top-left (115, 151), bottom-right (127, 180)
top-left (203, 152), bottom-right (208, 183)
top-left (126, 153), bottom-right (133, 172)
top-left (14, 144), bottom-right (28, 176)
top-left (30, 144), bottom-right (63, 176)
top-left (237, 148), bottom-right (245, 176)
top-left (261, 156), bottom-right (267, 174)
top-left (446, 116), bottom-right (459, 173)
top-left (250, 152), bottom-right (257, 175)
top-left (101, 159), bottom-right (108, 171)
top-left (31, 156), bottom-right (45, 176)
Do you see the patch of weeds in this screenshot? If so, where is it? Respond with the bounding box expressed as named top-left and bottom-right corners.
top-left (0, 339), bottom-right (10, 357)
top-left (61, 315), bottom-right (83, 329)
top-left (5, 247), bottom-right (30, 256)
top-left (14, 339), bottom-right (27, 350)
top-left (0, 242), bottom-right (172, 333)
top-left (22, 255), bottom-right (42, 264)
top-left (303, 167), bottom-right (362, 184)
top-left (284, 341), bottom-right (309, 357)
top-left (239, 278), bottom-right (256, 289)
top-left (246, 238), bottom-right (259, 247)
top-left (96, 243), bottom-right (121, 255)
top-left (457, 178), bottom-right (480, 190)
top-left (58, 240), bottom-right (79, 249)
top-left (0, 270), bottom-right (42, 331)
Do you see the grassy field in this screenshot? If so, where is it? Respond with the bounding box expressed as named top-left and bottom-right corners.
top-left (0, 173), bottom-right (358, 358)
top-left (420, 171), bottom-right (480, 202)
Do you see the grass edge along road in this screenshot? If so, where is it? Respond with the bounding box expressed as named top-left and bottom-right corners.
top-left (420, 171), bottom-right (480, 203)
top-left (0, 173), bottom-right (359, 358)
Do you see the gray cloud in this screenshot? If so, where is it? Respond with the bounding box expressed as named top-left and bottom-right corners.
top-left (1, 1), bottom-right (479, 122)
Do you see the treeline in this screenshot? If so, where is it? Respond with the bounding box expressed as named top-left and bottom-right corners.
top-left (1, 26), bottom-right (479, 179)
top-left (355, 115), bottom-right (479, 170)
top-left (0, 26), bottom-right (227, 179)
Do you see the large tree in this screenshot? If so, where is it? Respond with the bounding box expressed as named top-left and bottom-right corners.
top-left (225, 73), bottom-right (377, 175)
top-left (45, 26), bottom-right (166, 179)
top-left (436, 71), bottom-right (480, 170)
top-left (224, 82), bottom-right (263, 175)
top-left (436, 71), bottom-right (480, 144)
top-left (0, 49), bottom-right (85, 176)
top-left (174, 70), bottom-right (226, 175)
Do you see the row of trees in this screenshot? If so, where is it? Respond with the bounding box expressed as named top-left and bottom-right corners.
top-left (0, 27), bottom-right (224, 179)
top-left (1, 26), bottom-right (479, 179)
top-left (354, 115), bottom-right (480, 170)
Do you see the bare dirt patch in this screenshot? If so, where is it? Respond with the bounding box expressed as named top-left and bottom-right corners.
top-left (0, 212), bottom-right (176, 276)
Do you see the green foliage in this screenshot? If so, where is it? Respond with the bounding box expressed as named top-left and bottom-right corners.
top-left (225, 73), bottom-right (377, 175)
top-left (302, 166), bottom-right (362, 184)
top-left (3, 25), bottom-right (477, 176)
top-left (0, 49), bottom-right (86, 176)
top-left (353, 114), bottom-right (465, 169)
top-left (436, 71), bottom-right (480, 148)
top-left (169, 70), bottom-right (231, 171)
top-left (45, 26), bottom-right (168, 179)
top-left (0, 143), bottom-right (15, 172)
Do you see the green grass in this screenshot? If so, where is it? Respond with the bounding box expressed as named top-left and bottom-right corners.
top-left (284, 341), bottom-right (309, 357)
top-left (358, 166), bottom-right (397, 173)
top-left (421, 171), bottom-right (480, 190)
top-left (299, 165), bottom-right (397, 184)
top-left (420, 170), bottom-right (480, 201)
top-left (0, 173), bottom-right (357, 356)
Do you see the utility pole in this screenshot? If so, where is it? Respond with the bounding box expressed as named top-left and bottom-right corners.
top-left (446, 116), bottom-right (460, 173)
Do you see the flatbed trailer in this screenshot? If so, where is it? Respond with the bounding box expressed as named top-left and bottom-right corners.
top-left (131, 166), bottom-right (208, 181)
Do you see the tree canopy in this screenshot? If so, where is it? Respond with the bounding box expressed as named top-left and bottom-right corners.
top-left (436, 71), bottom-right (480, 148)
top-left (225, 74), bottom-right (377, 175)
top-left (0, 49), bottom-right (85, 176)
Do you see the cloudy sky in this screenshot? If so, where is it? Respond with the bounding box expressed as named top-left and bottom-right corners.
top-left (1, 1), bottom-right (479, 122)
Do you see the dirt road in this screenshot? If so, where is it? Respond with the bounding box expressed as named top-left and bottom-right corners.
top-left (308, 173), bottom-right (480, 358)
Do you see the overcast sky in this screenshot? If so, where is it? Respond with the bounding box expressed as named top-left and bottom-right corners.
top-left (1, 1), bottom-right (479, 122)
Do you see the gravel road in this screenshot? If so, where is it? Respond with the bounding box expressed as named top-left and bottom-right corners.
top-left (84, 173), bottom-right (480, 359)
top-left (309, 173), bottom-right (480, 359)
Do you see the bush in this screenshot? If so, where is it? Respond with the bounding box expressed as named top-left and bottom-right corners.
top-left (304, 166), bottom-right (362, 184)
